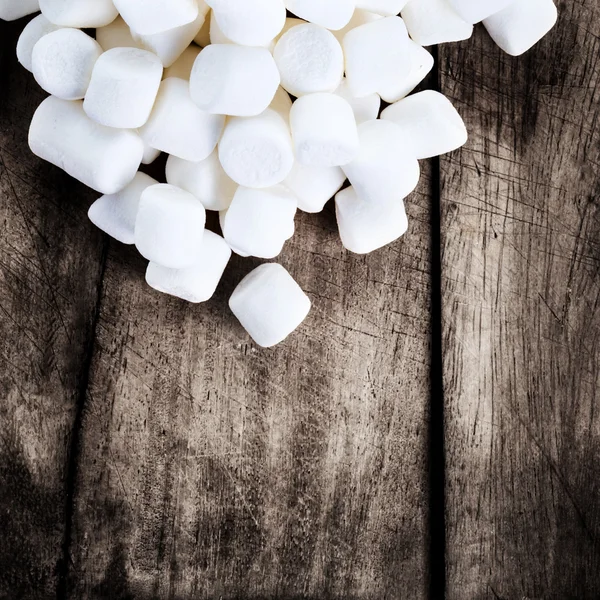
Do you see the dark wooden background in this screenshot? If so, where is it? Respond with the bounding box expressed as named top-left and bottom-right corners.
top-left (1, 1), bottom-right (600, 597)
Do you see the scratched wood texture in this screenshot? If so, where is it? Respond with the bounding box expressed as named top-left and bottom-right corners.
top-left (440, 0), bottom-right (600, 597)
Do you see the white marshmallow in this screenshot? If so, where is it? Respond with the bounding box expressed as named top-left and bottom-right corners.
top-left (342, 119), bottom-right (420, 203)
top-left (16, 14), bottom-right (60, 73)
top-left (270, 86), bottom-right (293, 122)
top-left (332, 9), bottom-right (382, 45)
top-left (141, 141), bottom-right (161, 165)
top-left (290, 93), bottom-right (359, 167)
top-left (166, 150), bottom-right (237, 211)
top-left (31, 28), bottom-right (101, 100)
top-left (84, 48), bottom-right (163, 129)
top-left (284, 162), bottom-right (346, 213)
top-left (39, 0), bottom-right (118, 27)
top-left (229, 263), bottom-right (311, 348)
top-left (206, 0), bottom-right (286, 47)
top-left (483, 0), bottom-right (558, 56)
top-left (29, 97), bottom-right (143, 194)
top-left (190, 44), bottom-right (280, 117)
top-left (381, 90), bottom-right (467, 159)
top-left (284, 0), bottom-right (355, 30)
top-left (208, 9), bottom-right (230, 44)
top-left (218, 109), bottom-right (294, 188)
top-left (447, 0), bottom-right (514, 24)
top-left (274, 23), bottom-right (344, 97)
top-left (343, 16), bottom-right (411, 98)
top-left (139, 77), bottom-right (225, 162)
top-left (222, 186), bottom-right (297, 258)
top-left (0, 0), bottom-right (39, 21)
top-left (355, 0), bottom-right (408, 15)
top-left (335, 186), bottom-right (408, 254)
top-left (164, 44), bottom-right (201, 80)
top-left (95, 16), bottom-right (141, 52)
top-left (401, 0), bottom-right (473, 46)
top-left (146, 230), bottom-right (231, 302)
top-left (88, 172), bottom-right (158, 244)
top-left (334, 78), bottom-right (380, 125)
top-left (112, 0), bottom-right (199, 36)
top-left (135, 184), bottom-right (206, 269)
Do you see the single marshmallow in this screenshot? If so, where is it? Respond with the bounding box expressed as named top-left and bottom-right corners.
top-left (381, 91), bottom-right (467, 159)
top-left (141, 141), bottom-right (161, 165)
top-left (164, 44), bottom-right (201, 79)
top-left (335, 186), bottom-right (408, 254)
top-left (95, 16), bottom-right (141, 52)
top-left (483, 0), bottom-right (558, 56)
top-left (332, 9), bottom-right (382, 45)
top-left (355, 0), bottom-right (409, 15)
top-left (290, 93), bottom-right (359, 167)
top-left (0, 0), bottom-right (40, 21)
top-left (206, 0), bottom-right (286, 47)
top-left (190, 44), bottom-right (280, 117)
top-left (218, 109), bottom-right (294, 188)
top-left (343, 16), bottom-right (411, 98)
top-left (31, 28), bottom-right (102, 100)
top-left (84, 48), bottom-right (163, 129)
top-left (447, 0), bottom-right (513, 23)
top-left (270, 86), bottom-right (293, 122)
top-left (208, 9), bottom-right (231, 44)
top-left (401, 0), bottom-right (473, 46)
top-left (135, 183), bottom-right (206, 269)
top-left (334, 78), bottom-right (380, 125)
top-left (112, 0), bottom-right (199, 36)
top-left (29, 97), bottom-right (144, 194)
top-left (229, 263), bottom-right (311, 348)
top-left (284, 0), bottom-right (355, 30)
top-left (284, 162), bottom-right (346, 213)
top-left (222, 186), bottom-right (297, 258)
top-left (88, 172), bottom-right (158, 244)
top-left (40, 0), bottom-right (117, 27)
top-left (166, 150), bottom-right (237, 211)
top-left (274, 23), bottom-right (344, 97)
top-left (146, 230), bottom-right (231, 303)
top-left (16, 14), bottom-right (60, 73)
top-left (139, 77), bottom-right (225, 162)
top-left (342, 119), bottom-right (420, 203)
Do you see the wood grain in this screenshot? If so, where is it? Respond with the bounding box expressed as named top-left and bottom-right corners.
top-left (440, 1), bottom-right (600, 597)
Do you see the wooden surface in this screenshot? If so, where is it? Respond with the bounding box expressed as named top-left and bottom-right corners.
top-left (1, 1), bottom-right (600, 598)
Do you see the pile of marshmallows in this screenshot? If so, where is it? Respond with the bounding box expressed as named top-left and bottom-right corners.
top-left (1, 0), bottom-right (557, 347)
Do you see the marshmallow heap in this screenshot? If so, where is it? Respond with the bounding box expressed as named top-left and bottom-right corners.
top-left (3, 0), bottom-right (558, 347)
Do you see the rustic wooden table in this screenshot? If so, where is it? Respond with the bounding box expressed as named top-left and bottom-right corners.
top-left (1, 2), bottom-right (599, 598)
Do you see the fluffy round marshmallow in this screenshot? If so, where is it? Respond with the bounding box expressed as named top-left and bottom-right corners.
top-left (284, 162), bottom-right (346, 213)
top-left (284, 0), bottom-right (355, 30)
top-left (0, 0), bottom-right (40, 21)
top-left (334, 78), bottom-right (381, 125)
top-left (31, 28), bottom-right (102, 100)
top-left (39, 0), bottom-right (118, 27)
top-left (29, 97), bottom-right (144, 194)
top-left (290, 93), bottom-right (359, 167)
top-left (166, 150), bottom-right (237, 211)
top-left (229, 263), bottom-right (311, 348)
top-left (354, 0), bottom-right (409, 14)
top-left (96, 16), bottom-right (141, 51)
top-left (112, 0), bottom-right (199, 36)
top-left (218, 109), bottom-right (294, 188)
top-left (190, 44), bottom-right (280, 116)
top-left (164, 44), bottom-right (201, 79)
top-left (146, 230), bottom-right (231, 303)
top-left (84, 48), bottom-right (163, 129)
top-left (401, 0), bottom-right (473, 46)
top-left (16, 14), bottom-right (60, 73)
top-left (274, 23), bottom-right (344, 97)
top-left (447, 0), bottom-right (514, 24)
top-left (139, 77), bottom-right (225, 162)
top-left (343, 16), bottom-right (411, 98)
top-left (135, 184), bottom-right (206, 269)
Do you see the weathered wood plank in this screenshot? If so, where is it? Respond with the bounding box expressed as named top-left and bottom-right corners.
top-left (440, 2), bottom-right (600, 597)
top-left (0, 19), bottom-right (106, 599)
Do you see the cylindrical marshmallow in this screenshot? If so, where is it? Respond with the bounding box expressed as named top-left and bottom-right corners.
top-left (401, 0), bottom-right (473, 46)
top-left (112, 0), bottom-right (199, 36)
top-left (16, 14), bottom-right (60, 73)
top-left (284, 162), bottom-right (346, 213)
top-left (0, 0), bottom-right (40, 21)
top-left (39, 0), bottom-right (118, 27)
top-left (284, 0), bottom-right (355, 30)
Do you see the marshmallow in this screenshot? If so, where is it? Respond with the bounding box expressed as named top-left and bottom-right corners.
top-left (190, 44), bottom-right (280, 117)
top-left (335, 186), bottom-right (408, 254)
top-left (219, 210), bottom-right (250, 257)
top-left (206, 0), bottom-right (286, 47)
top-left (166, 150), bottom-right (237, 211)
top-left (135, 184), bottom-right (206, 269)
top-left (332, 9), bottom-right (382, 45)
top-left (334, 78), bottom-right (380, 125)
top-left (343, 119), bottom-right (420, 203)
top-left (343, 16), bottom-right (411, 98)
top-left (284, 0), bottom-right (355, 30)
top-left (401, 0), bottom-right (473, 46)
top-left (290, 93), bottom-right (359, 167)
top-left (88, 172), bottom-right (158, 244)
top-left (447, 0), bottom-right (513, 23)
top-left (208, 9), bottom-right (231, 44)
top-left (229, 263), bottom-right (311, 348)
top-left (222, 186), bottom-right (297, 258)
top-left (16, 14), bottom-right (60, 73)
top-left (31, 28), bottom-right (102, 100)
top-left (274, 23), bottom-right (344, 97)
top-left (139, 77), bottom-right (225, 162)
top-left (141, 141), bottom-right (161, 165)
top-left (218, 109), bottom-right (294, 188)
top-left (0, 0), bottom-right (40, 21)
top-left (483, 0), bottom-right (558, 56)
top-left (39, 0), bottom-right (118, 27)
top-left (146, 230), bottom-right (231, 302)
top-left (381, 90), bottom-right (467, 159)
top-left (164, 44), bottom-right (201, 79)
top-left (112, 0), bottom-right (199, 36)
top-left (84, 48), bottom-right (163, 129)
top-left (29, 97), bottom-right (143, 194)
top-left (284, 162), bottom-right (346, 213)
top-left (96, 16), bottom-right (141, 52)
top-left (270, 86), bottom-right (293, 122)
top-left (355, 0), bottom-right (408, 15)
